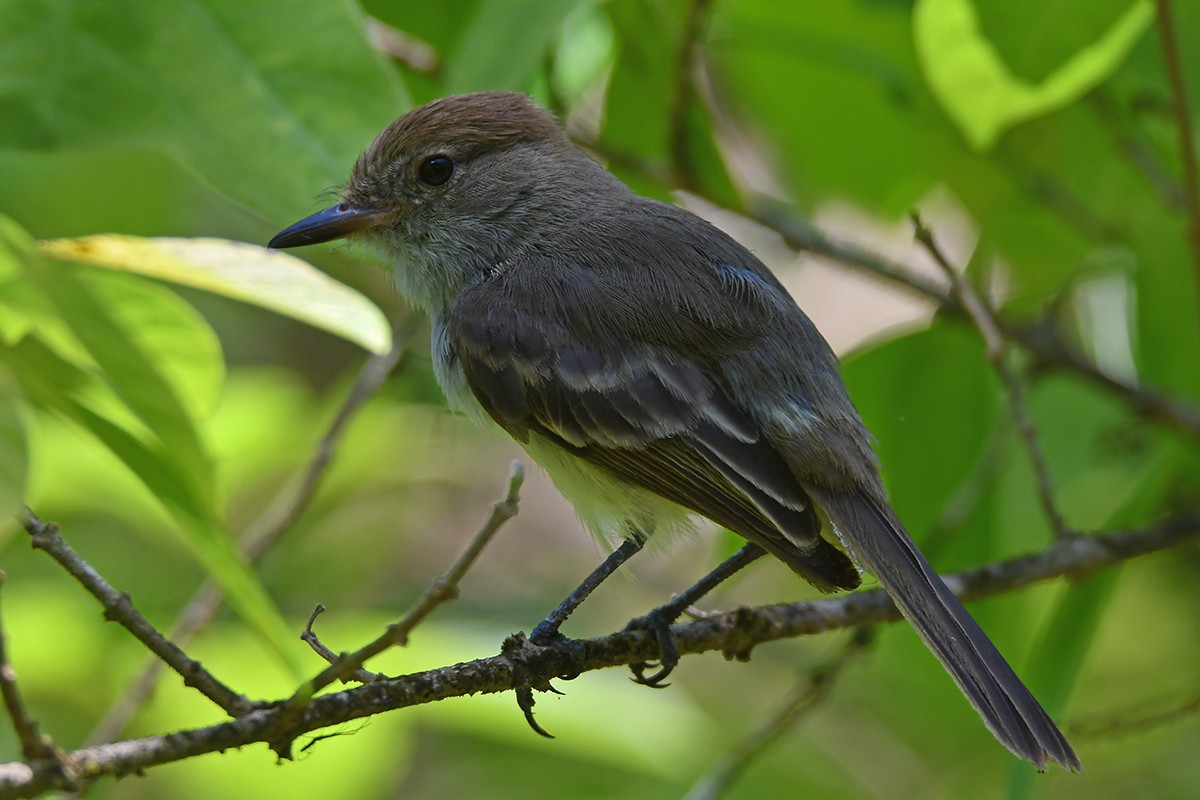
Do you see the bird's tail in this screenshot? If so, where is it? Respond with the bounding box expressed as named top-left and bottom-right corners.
top-left (809, 486), bottom-right (1080, 771)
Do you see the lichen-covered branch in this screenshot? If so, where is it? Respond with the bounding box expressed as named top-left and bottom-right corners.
top-left (2, 513), bottom-right (1196, 799)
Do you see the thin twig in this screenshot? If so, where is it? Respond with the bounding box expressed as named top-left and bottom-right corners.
top-left (19, 510), bottom-right (253, 718)
top-left (1154, 0), bottom-right (1200, 326)
top-left (0, 573), bottom-right (62, 769)
top-left (1073, 689), bottom-right (1200, 738)
top-left (1091, 92), bottom-right (1187, 211)
top-left (299, 605), bottom-right (378, 684)
top-left (289, 462), bottom-right (525, 702)
top-left (3, 512), bottom-right (1196, 798)
top-left (767, 200), bottom-right (1200, 440)
top-left (366, 17), bottom-right (439, 74)
top-left (239, 321), bottom-right (420, 563)
top-left (683, 628), bottom-right (873, 800)
top-left (577, 138), bottom-right (1200, 443)
top-left (911, 212), bottom-right (1073, 539)
top-left (82, 322), bottom-right (416, 747)
top-left (749, 201), bottom-right (951, 301)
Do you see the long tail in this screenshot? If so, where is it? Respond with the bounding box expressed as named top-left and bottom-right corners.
top-left (809, 486), bottom-right (1080, 771)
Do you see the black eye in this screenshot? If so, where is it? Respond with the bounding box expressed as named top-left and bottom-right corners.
top-left (418, 155), bottom-right (454, 186)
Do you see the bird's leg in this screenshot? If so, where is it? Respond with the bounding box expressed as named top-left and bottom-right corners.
top-left (516, 536), bottom-right (648, 738)
top-left (627, 543), bottom-right (766, 687)
top-left (528, 536), bottom-right (645, 646)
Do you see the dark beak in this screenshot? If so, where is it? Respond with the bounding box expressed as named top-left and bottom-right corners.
top-left (268, 202), bottom-right (386, 249)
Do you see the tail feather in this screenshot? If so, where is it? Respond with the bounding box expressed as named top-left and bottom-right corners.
top-left (809, 486), bottom-right (1080, 771)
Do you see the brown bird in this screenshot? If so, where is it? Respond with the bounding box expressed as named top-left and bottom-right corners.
top-left (270, 91), bottom-right (1079, 771)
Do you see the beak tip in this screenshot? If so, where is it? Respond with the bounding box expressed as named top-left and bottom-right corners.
top-left (268, 202), bottom-right (384, 249)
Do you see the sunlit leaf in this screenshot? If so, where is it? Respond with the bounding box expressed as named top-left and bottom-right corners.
top-left (30, 261), bottom-right (216, 500)
top-left (41, 236), bottom-right (392, 355)
top-left (914, 0), bottom-right (1154, 149)
top-left (0, 218), bottom-right (301, 671)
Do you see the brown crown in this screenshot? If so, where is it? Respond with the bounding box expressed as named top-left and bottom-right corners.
top-left (353, 91), bottom-right (563, 180)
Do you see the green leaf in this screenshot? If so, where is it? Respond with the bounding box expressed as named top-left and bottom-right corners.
top-left (0, 220), bottom-right (301, 671)
top-left (4, 333), bottom-right (216, 536)
top-left (445, 0), bottom-right (588, 92)
top-left (1, 336), bottom-right (301, 674)
top-left (1006, 571), bottom-right (1116, 799)
top-left (842, 323), bottom-right (1002, 539)
top-left (41, 235), bottom-right (392, 355)
top-left (710, 0), bottom-right (949, 215)
top-left (0, 392), bottom-right (27, 523)
top-left (29, 261), bottom-right (217, 504)
top-left (0, 0), bottom-right (408, 217)
top-left (601, 0), bottom-right (738, 205)
top-left (914, 0), bottom-right (1154, 150)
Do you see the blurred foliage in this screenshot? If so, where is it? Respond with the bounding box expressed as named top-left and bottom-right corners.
top-left (1, 1), bottom-right (1199, 799)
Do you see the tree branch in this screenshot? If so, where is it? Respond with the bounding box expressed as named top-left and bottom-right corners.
top-left (576, 141), bottom-right (1200, 443)
top-left (682, 627), bottom-right (873, 800)
top-left (0, 573), bottom-right (65, 774)
top-left (296, 463), bottom-right (524, 696)
top-left (755, 201), bottom-right (1200, 442)
top-left (911, 212), bottom-right (1072, 539)
top-left (19, 509), bottom-right (253, 718)
top-left (81, 322), bottom-right (417, 747)
top-left (3, 512), bottom-right (1196, 798)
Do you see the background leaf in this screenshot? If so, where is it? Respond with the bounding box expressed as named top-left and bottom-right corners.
top-left (914, 0), bottom-right (1154, 149)
top-left (0, 391), bottom-right (26, 524)
top-left (0, 0), bottom-right (409, 217)
top-left (1, 0), bottom-right (1198, 797)
top-left (445, 0), bottom-right (588, 93)
top-left (41, 236), bottom-right (393, 356)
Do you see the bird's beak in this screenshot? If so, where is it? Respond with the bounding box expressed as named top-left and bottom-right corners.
top-left (268, 202), bottom-right (387, 249)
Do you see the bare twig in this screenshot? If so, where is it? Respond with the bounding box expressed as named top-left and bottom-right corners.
top-left (1073, 689), bottom-right (1200, 738)
top-left (766, 201), bottom-right (1200, 440)
top-left (4, 512), bottom-right (1196, 798)
top-left (683, 628), bottom-right (872, 800)
top-left (241, 320), bottom-right (419, 564)
top-left (288, 462), bottom-right (525, 701)
top-left (82, 323), bottom-right (415, 747)
top-left (19, 510), bottom-right (253, 718)
top-left (749, 202), bottom-right (951, 301)
top-left (1154, 0), bottom-right (1200, 322)
top-left (577, 138), bottom-right (1200, 442)
top-left (299, 605), bottom-right (380, 684)
top-left (1091, 92), bottom-right (1187, 211)
top-left (0, 573), bottom-right (62, 770)
top-left (911, 212), bottom-right (1072, 539)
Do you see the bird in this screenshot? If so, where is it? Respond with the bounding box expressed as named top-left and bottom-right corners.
top-left (269, 90), bottom-right (1079, 771)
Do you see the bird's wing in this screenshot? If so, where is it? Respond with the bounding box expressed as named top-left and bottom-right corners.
top-left (448, 215), bottom-right (1077, 768)
top-left (450, 277), bottom-right (860, 592)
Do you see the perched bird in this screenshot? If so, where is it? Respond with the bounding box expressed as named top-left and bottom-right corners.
top-left (270, 91), bottom-right (1079, 771)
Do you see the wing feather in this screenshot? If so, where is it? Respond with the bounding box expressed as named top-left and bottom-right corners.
top-left (452, 305), bottom-right (859, 592)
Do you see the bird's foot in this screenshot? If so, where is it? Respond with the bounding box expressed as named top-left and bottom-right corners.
top-left (624, 606), bottom-right (683, 688)
top-left (503, 627), bottom-right (587, 738)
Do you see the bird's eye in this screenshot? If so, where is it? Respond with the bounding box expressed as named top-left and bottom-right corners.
top-left (418, 155), bottom-right (454, 186)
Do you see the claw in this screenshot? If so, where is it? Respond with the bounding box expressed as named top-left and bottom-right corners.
top-left (516, 687), bottom-right (555, 739)
top-left (624, 608), bottom-right (683, 687)
top-left (629, 660), bottom-right (672, 688)
top-left (507, 631), bottom-right (584, 737)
